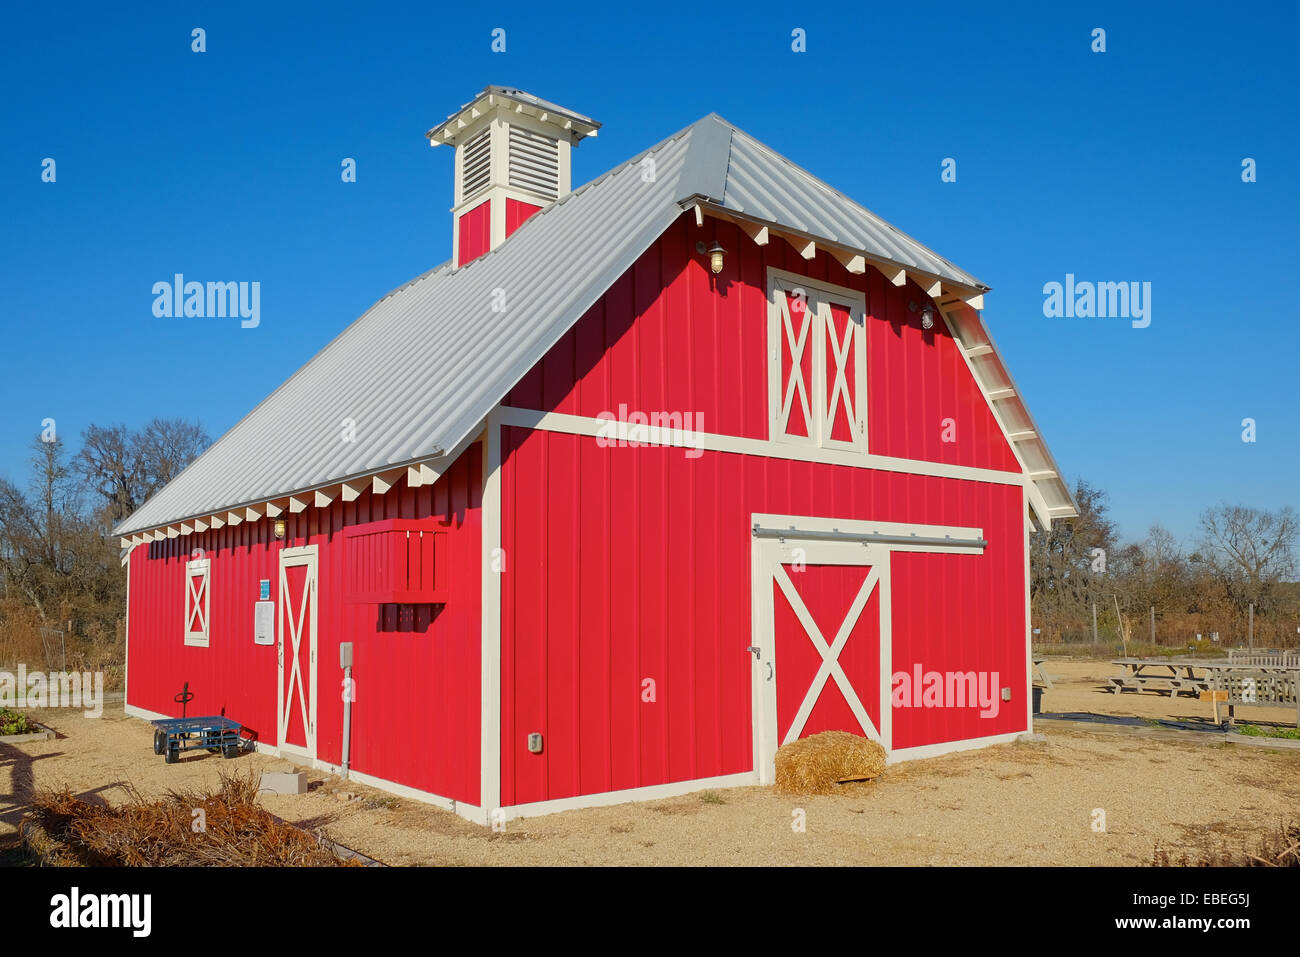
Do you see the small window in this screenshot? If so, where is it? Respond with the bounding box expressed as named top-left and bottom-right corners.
top-left (185, 558), bottom-right (210, 647)
top-left (767, 269), bottom-right (867, 450)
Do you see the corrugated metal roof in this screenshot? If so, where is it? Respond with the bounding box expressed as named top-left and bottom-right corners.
top-left (116, 112), bottom-right (1071, 536)
top-left (718, 122), bottom-right (986, 289)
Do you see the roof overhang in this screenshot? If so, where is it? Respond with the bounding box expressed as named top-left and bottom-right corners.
top-left (114, 426), bottom-right (477, 544)
top-left (426, 86), bottom-right (601, 147)
top-left (682, 201), bottom-right (1076, 529)
top-left (681, 198), bottom-right (990, 305)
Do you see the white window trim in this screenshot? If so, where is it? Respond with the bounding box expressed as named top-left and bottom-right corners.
top-left (184, 558), bottom-right (210, 647)
top-left (767, 267), bottom-right (868, 452)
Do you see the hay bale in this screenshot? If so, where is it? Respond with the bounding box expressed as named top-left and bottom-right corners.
top-left (774, 731), bottom-right (886, 795)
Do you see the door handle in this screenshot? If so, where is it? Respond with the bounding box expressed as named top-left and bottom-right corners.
top-left (766, 662), bottom-right (773, 682)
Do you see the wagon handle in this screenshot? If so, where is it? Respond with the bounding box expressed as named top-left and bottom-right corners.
top-left (173, 681), bottom-right (194, 719)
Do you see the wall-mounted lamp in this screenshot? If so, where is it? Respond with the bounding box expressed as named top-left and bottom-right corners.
top-left (274, 518), bottom-right (287, 539)
top-left (909, 301), bottom-right (936, 330)
top-left (696, 240), bottom-right (726, 275)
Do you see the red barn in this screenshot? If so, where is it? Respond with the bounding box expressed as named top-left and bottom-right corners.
top-left (117, 87), bottom-right (1077, 824)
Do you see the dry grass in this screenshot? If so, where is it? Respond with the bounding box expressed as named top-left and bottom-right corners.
top-left (21, 768), bottom-right (357, 866)
top-left (1153, 822), bottom-right (1300, 867)
top-left (774, 731), bottom-right (887, 795)
top-left (0, 601), bottom-right (126, 690)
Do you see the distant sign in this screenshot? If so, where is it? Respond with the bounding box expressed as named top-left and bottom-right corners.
top-left (259, 579), bottom-right (270, 601)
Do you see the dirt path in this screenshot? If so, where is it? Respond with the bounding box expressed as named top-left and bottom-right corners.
top-left (4, 686), bottom-right (1298, 866)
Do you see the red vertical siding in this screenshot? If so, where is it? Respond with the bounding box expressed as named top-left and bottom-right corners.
top-left (127, 446), bottom-right (483, 804)
top-left (506, 215), bottom-right (1019, 472)
top-left (497, 213), bottom-right (1030, 808)
top-left (505, 198), bottom-right (542, 237)
top-left (457, 200), bottom-right (491, 266)
top-left (499, 428), bottom-right (1027, 807)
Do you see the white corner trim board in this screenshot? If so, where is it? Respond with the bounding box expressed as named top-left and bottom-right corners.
top-left (480, 416), bottom-right (503, 821)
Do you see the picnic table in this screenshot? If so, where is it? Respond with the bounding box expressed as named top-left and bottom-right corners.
top-left (1030, 656), bottom-right (1056, 714)
top-left (1202, 668), bottom-right (1300, 728)
top-left (1108, 658), bottom-right (1210, 697)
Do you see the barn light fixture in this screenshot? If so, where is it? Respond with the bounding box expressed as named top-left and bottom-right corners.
top-left (708, 241), bottom-right (726, 274)
top-left (274, 518), bottom-right (287, 539)
top-left (697, 240), bottom-right (726, 275)
top-left (909, 300), bottom-right (936, 330)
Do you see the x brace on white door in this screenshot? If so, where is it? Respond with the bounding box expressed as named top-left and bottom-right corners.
top-left (186, 575), bottom-right (206, 633)
top-left (281, 570), bottom-right (311, 744)
top-left (185, 560), bottom-right (209, 646)
top-left (278, 546), bottom-right (318, 759)
top-left (773, 562), bottom-right (881, 744)
top-left (779, 294), bottom-right (814, 438)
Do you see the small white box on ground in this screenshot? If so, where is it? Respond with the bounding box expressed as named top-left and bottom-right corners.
top-left (259, 771), bottom-right (307, 795)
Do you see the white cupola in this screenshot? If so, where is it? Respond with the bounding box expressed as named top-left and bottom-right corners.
top-left (427, 87), bottom-right (601, 266)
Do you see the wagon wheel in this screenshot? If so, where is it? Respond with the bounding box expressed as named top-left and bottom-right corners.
top-left (222, 736), bottom-right (241, 759)
top-left (165, 742), bottom-right (179, 764)
top-left (153, 729), bottom-right (166, 755)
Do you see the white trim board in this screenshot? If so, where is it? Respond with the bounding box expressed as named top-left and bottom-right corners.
top-left (345, 769), bottom-right (488, 827)
top-left (122, 704), bottom-right (490, 827)
top-left (497, 772), bottom-right (758, 823)
top-left (480, 412), bottom-right (503, 821)
top-left (125, 703), bottom-right (171, 722)
top-left (887, 730), bottom-right (1026, 763)
top-left (496, 406), bottom-right (1025, 488)
top-left (124, 550), bottom-right (131, 705)
top-left (1024, 492), bottom-right (1034, 736)
top-left (939, 306), bottom-right (1062, 529)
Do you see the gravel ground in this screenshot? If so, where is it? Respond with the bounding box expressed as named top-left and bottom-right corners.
top-left (2, 660), bottom-right (1297, 866)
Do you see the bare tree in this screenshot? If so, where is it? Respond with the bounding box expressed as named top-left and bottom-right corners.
top-left (0, 436), bottom-right (87, 622)
top-left (136, 417), bottom-right (209, 491)
top-left (1030, 478), bottom-right (1117, 640)
top-left (77, 417), bottom-right (210, 525)
top-left (1197, 504), bottom-right (1297, 617)
top-left (77, 423), bottom-right (142, 524)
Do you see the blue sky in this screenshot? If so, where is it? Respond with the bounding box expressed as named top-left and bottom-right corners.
top-left (2, 0), bottom-right (1296, 545)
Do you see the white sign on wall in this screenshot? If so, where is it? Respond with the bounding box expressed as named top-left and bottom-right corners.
top-left (254, 601), bottom-right (275, 645)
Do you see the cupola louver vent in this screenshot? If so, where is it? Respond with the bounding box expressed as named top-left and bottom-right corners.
top-left (508, 126), bottom-right (560, 199)
top-left (461, 127), bottom-right (492, 200)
